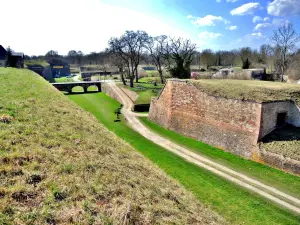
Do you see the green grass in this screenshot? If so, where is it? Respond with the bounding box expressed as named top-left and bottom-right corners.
top-left (135, 89), bottom-right (158, 104)
top-left (0, 68), bottom-right (214, 224)
top-left (24, 60), bottom-right (49, 67)
top-left (189, 79), bottom-right (300, 104)
top-left (139, 117), bottom-right (300, 198)
top-left (120, 82), bottom-right (164, 105)
top-left (69, 92), bottom-right (300, 225)
top-left (54, 77), bottom-right (74, 83)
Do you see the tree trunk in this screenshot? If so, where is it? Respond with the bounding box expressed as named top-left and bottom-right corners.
top-left (130, 77), bottom-right (134, 88)
top-left (135, 67), bottom-right (139, 83)
top-left (121, 73), bottom-right (126, 85)
top-left (158, 69), bottom-right (164, 84)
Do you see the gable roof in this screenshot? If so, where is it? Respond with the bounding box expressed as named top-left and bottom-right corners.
top-left (0, 45), bottom-right (6, 60)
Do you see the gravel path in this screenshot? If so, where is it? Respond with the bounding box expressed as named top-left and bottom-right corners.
top-left (107, 82), bottom-right (300, 215)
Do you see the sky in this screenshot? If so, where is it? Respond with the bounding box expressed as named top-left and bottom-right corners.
top-left (1, 0), bottom-right (300, 56)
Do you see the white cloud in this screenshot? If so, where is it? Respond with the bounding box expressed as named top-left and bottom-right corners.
top-left (231, 2), bottom-right (262, 16)
top-left (254, 23), bottom-right (272, 31)
top-left (198, 31), bottom-right (223, 39)
top-left (252, 16), bottom-right (262, 23)
top-left (189, 15), bottom-right (230, 27)
top-left (226, 25), bottom-right (238, 30)
top-left (251, 32), bottom-right (263, 37)
top-left (264, 17), bottom-right (270, 21)
top-left (272, 18), bottom-right (290, 26)
top-left (187, 15), bottom-right (194, 19)
top-left (268, 0), bottom-right (300, 16)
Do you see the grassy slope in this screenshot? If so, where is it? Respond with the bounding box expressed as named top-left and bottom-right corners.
top-left (0, 68), bottom-right (221, 224)
top-left (190, 79), bottom-right (300, 104)
top-left (119, 82), bottom-right (164, 105)
top-left (69, 92), bottom-right (300, 225)
top-left (139, 117), bottom-right (300, 198)
top-left (24, 60), bottom-right (49, 67)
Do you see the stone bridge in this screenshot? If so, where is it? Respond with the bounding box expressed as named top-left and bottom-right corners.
top-left (52, 81), bottom-right (101, 93)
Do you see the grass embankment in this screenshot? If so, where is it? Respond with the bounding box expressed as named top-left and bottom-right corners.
top-left (69, 92), bottom-right (300, 225)
top-left (120, 81), bottom-right (164, 105)
top-left (54, 77), bottom-right (74, 83)
top-left (24, 60), bottom-right (49, 68)
top-left (139, 117), bottom-right (300, 198)
top-left (189, 79), bottom-right (300, 104)
top-left (0, 68), bottom-right (220, 224)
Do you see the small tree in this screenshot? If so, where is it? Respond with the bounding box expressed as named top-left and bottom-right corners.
top-left (164, 37), bottom-right (196, 79)
top-left (242, 58), bottom-right (251, 69)
top-left (5, 46), bottom-right (16, 67)
top-left (200, 49), bottom-right (215, 70)
top-left (270, 22), bottom-right (300, 81)
top-left (146, 35), bottom-right (168, 84)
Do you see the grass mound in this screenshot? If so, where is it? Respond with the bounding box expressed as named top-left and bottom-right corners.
top-left (0, 68), bottom-right (222, 224)
top-left (189, 79), bottom-right (300, 104)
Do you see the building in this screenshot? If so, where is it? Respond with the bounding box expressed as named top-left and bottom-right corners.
top-left (0, 45), bottom-right (24, 68)
top-left (149, 79), bottom-right (300, 174)
top-left (48, 58), bottom-right (70, 77)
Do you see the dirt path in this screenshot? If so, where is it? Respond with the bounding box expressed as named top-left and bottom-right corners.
top-left (107, 82), bottom-right (300, 215)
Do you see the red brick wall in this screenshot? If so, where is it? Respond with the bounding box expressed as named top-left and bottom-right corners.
top-left (149, 80), bottom-right (262, 158)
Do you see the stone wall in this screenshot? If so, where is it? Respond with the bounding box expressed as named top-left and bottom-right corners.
top-left (102, 83), bottom-right (123, 104)
top-left (149, 79), bottom-right (300, 174)
top-left (149, 80), bottom-right (262, 158)
top-left (259, 101), bottom-right (300, 139)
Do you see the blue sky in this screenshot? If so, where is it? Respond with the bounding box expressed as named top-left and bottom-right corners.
top-left (2, 0), bottom-right (300, 55)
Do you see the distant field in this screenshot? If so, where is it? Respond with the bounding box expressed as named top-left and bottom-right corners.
top-left (54, 77), bottom-right (74, 83)
top-left (24, 60), bottom-right (49, 67)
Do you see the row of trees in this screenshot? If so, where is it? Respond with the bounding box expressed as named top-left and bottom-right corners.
top-left (27, 23), bottom-right (300, 84)
top-left (108, 31), bottom-right (196, 87)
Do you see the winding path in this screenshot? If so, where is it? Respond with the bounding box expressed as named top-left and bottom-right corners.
top-left (107, 82), bottom-right (300, 215)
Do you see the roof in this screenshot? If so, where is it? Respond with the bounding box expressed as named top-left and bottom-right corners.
top-left (0, 45), bottom-right (6, 60)
top-left (12, 52), bottom-right (24, 57)
top-left (186, 79), bottom-right (300, 104)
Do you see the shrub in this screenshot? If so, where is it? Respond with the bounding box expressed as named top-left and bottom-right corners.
top-left (191, 72), bottom-right (200, 80)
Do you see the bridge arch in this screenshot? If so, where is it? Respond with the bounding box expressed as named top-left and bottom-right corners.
top-left (52, 81), bottom-right (102, 94)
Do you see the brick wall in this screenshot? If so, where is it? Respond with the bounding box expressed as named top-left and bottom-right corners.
top-left (260, 101), bottom-right (300, 139)
top-left (149, 80), bottom-right (262, 158)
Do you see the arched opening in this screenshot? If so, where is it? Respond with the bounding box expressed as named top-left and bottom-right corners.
top-left (72, 86), bottom-right (84, 93)
top-left (87, 85), bottom-right (99, 92)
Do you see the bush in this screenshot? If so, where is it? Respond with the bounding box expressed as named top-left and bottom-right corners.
top-left (191, 72), bottom-right (200, 80)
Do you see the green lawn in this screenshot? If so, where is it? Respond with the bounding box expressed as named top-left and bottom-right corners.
top-left (54, 77), bottom-right (74, 83)
top-left (139, 117), bottom-right (300, 198)
top-left (24, 60), bottom-right (49, 67)
top-left (69, 92), bottom-right (300, 225)
top-left (119, 82), bottom-right (164, 105)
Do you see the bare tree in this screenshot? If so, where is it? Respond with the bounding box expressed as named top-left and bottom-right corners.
top-left (270, 22), bottom-right (300, 81)
top-left (164, 37), bottom-right (196, 79)
top-left (108, 36), bottom-right (134, 86)
top-left (108, 30), bottom-right (149, 87)
top-left (200, 49), bottom-right (215, 70)
top-left (146, 35), bottom-right (168, 84)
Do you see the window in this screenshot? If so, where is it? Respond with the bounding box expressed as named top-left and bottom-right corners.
top-left (276, 112), bottom-right (287, 127)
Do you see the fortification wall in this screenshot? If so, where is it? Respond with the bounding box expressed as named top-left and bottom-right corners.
top-left (102, 83), bottom-right (123, 104)
top-left (260, 101), bottom-right (300, 139)
top-left (149, 80), bottom-right (262, 158)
